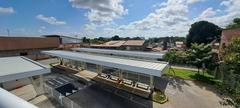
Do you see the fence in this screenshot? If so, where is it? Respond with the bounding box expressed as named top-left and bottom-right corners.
top-left (43, 83), bottom-right (82, 108)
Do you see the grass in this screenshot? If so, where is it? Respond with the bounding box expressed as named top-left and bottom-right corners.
top-left (151, 90), bottom-right (168, 104)
top-left (164, 68), bottom-right (221, 85)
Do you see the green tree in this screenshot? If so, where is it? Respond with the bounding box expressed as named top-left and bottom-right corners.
top-left (111, 35), bottom-right (121, 40)
top-left (186, 21), bottom-right (222, 47)
top-left (226, 17), bottom-right (240, 29)
top-left (164, 49), bottom-right (178, 75)
top-left (187, 43), bottom-right (213, 74)
top-left (219, 38), bottom-right (240, 107)
top-left (82, 37), bottom-right (90, 44)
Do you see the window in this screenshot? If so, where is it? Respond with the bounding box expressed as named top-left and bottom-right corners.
top-left (20, 52), bottom-right (28, 56)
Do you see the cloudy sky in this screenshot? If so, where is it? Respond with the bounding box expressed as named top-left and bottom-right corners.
top-left (0, 0), bottom-right (239, 38)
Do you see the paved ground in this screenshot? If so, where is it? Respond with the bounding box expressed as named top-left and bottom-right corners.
top-left (153, 76), bottom-right (232, 108)
top-left (38, 59), bottom-right (232, 108)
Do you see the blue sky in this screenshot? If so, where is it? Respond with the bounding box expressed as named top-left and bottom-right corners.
top-left (0, 0), bottom-right (239, 38)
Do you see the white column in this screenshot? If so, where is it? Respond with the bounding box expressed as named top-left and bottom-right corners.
top-left (150, 75), bottom-right (154, 89)
top-left (39, 75), bottom-right (44, 93)
top-left (81, 62), bottom-right (86, 70)
top-left (119, 70), bottom-right (123, 80)
top-left (97, 65), bottom-right (103, 74)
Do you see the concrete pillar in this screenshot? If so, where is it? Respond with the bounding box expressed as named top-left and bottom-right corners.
top-left (119, 70), bottom-right (123, 80)
top-left (97, 65), bottom-right (103, 74)
top-left (81, 62), bottom-right (86, 70)
top-left (150, 75), bottom-right (154, 89)
top-left (39, 75), bottom-right (44, 93)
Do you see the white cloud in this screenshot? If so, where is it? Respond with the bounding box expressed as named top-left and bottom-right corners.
top-left (114, 0), bottom-right (190, 37)
top-left (194, 0), bottom-right (240, 27)
top-left (69, 0), bottom-right (128, 24)
top-left (197, 8), bottom-right (216, 19)
top-left (38, 26), bottom-right (46, 33)
top-left (36, 14), bottom-right (66, 25)
top-left (84, 23), bottom-right (96, 31)
top-left (0, 7), bottom-right (14, 14)
top-left (187, 0), bottom-right (205, 4)
top-left (76, 0), bottom-right (240, 38)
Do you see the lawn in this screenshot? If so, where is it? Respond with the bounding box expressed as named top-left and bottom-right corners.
top-left (164, 68), bottom-right (221, 85)
top-left (151, 90), bottom-right (168, 104)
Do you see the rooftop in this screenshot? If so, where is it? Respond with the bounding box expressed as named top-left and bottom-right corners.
top-left (42, 50), bottom-right (168, 77)
top-left (72, 48), bottom-right (165, 60)
top-left (0, 56), bottom-right (50, 83)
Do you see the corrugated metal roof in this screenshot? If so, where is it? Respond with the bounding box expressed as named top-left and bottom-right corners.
top-left (42, 50), bottom-right (168, 77)
top-left (72, 48), bottom-right (165, 59)
top-left (0, 56), bottom-right (50, 83)
top-left (123, 40), bottom-right (145, 46)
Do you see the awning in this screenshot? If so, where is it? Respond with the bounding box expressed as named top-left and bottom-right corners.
top-left (72, 48), bottom-right (165, 60)
top-left (42, 50), bottom-right (168, 77)
top-left (0, 56), bottom-right (50, 83)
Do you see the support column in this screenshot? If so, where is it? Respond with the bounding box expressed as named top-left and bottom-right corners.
top-left (97, 65), bottom-right (103, 74)
top-left (81, 62), bottom-right (86, 70)
top-left (150, 75), bottom-right (154, 89)
top-left (39, 75), bottom-right (44, 94)
top-left (119, 70), bottom-right (123, 81)
top-left (60, 58), bottom-right (63, 65)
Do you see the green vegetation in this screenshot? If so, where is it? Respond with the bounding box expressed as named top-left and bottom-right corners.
top-left (226, 17), bottom-right (240, 29)
top-left (218, 38), bottom-right (240, 107)
top-left (164, 68), bottom-right (220, 85)
top-left (186, 21), bottom-right (222, 47)
top-left (151, 90), bottom-right (168, 104)
top-left (187, 43), bottom-right (216, 74)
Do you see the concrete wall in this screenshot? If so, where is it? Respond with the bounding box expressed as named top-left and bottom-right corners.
top-left (2, 78), bottom-right (31, 90)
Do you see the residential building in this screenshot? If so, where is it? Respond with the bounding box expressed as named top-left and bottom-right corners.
top-left (220, 28), bottom-right (240, 50)
top-left (90, 40), bottom-right (146, 50)
top-left (175, 41), bottom-right (185, 50)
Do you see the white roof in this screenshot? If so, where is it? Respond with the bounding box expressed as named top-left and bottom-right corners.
top-left (72, 48), bottom-right (165, 59)
top-left (42, 50), bottom-right (168, 77)
top-left (0, 87), bottom-right (37, 108)
top-left (0, 56), bottom-right (50, 83)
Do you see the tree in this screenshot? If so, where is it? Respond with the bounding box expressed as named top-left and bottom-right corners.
top-left (219, 38), bottom-right (240, 107)
top-left (111, 35), bottom-right (120, 40)
top-left (82, 37), bottom-right (90, 43)
top-left (226, 17), bottom-right (240, 29)
top-left (186, 21), bottom-right (222, 47)
top-left (164, 49), bottom-right (178, 75)
top-left (187, 43), bottom-right (213, 74)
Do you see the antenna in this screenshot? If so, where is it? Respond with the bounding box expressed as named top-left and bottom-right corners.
top-left (7, 29), bottom-right (10, 36)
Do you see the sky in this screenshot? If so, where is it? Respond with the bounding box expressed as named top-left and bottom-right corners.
top-left (0, 0), bottom-right (239, 38)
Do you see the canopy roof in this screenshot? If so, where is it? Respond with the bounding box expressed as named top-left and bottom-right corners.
top-left (42, 50), bottom-right (168, 77)
top-left (72, 48), bottom-right (165, 60)
top-left (0, 56), bottom-right (50, 83)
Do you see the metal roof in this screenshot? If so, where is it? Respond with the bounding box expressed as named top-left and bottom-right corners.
top-left (0, 87), bottom-right (37, 108)
top-left (0, 56), bottom-right (50, 83)
top-left (42, 50), bottom-right (168, 77)
top-left (72, 48), bottom-right (165, 59)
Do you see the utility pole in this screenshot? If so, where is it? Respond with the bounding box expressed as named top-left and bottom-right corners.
top-left (7, 29), bottom-right (10, 36)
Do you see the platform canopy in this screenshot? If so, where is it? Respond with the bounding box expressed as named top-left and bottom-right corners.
top-left (72, 48), bottom-right (165, 60)
top-left (42, 50), bottom-right (168, 77)
top-left (0, 56), bottom-right (50, 83)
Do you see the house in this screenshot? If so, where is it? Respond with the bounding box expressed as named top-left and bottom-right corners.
top-left (122, 40), bottom-right (146, 50)
top-left (175, 41), bottom-right (185, 50)
top-left (90, 40), bottom-right (146, 50)
top-left (220, 28), bottom-right (240, 55)
top-left (0, 36), bottom-right (60, 60)
top-left (90, 40), bottom-right (126, 49)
